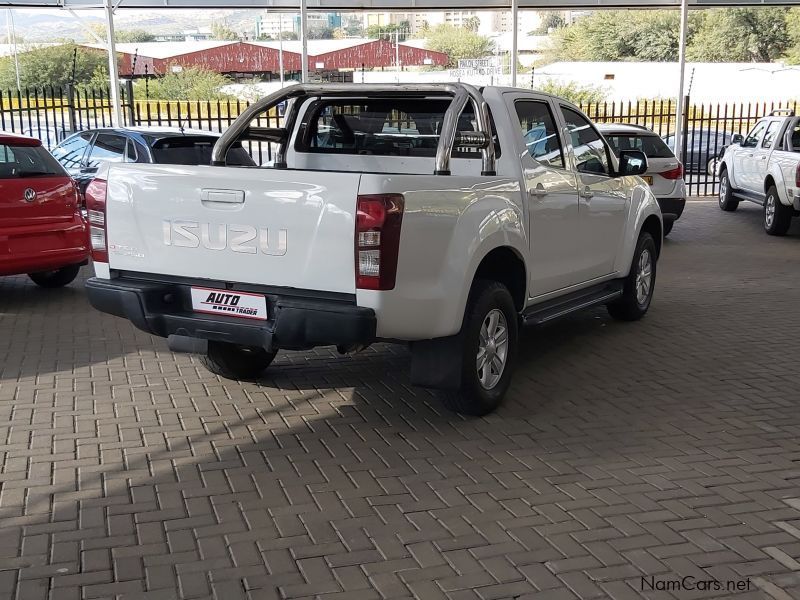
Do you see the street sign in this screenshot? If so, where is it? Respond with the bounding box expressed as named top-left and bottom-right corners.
top-left (451, 57), bottom-right (503, 78)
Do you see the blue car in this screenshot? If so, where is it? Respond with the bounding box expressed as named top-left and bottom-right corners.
top-left (51, 126), bottom-right (255, 195)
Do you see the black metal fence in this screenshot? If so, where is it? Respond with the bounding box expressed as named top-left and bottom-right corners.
top-left (1, 85), bottom-right (796, 196)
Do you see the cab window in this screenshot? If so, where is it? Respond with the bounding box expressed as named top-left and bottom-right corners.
top-left (742, 121), bottom-right (767, 148)
top-left (87, 133), bottom-right (127, 169)
top-left (560, 106), bottom-right (610, 175)
top-left (514, 100), bottom-right (564, 169)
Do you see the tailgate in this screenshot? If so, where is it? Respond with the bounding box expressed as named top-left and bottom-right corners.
top-left (105, 164), bottom-right (361, 294)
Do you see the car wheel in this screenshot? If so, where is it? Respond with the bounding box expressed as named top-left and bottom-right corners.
top-left (663, 220), bottom-right (674, 237)
top-left (607, 232), bottom-right (657, 322)
top-left (706, 157), bottom-right (719, 177)
top-left (718, 169), bottom-right (739, 212)
top-left (442, 280), bottom-right (518, 416)
top-left (201, 341), bottom-right (277, 380)
top-left (764, 186), bottom-right (792, 236)
top-left (28, 264), bottom-right (81, 288)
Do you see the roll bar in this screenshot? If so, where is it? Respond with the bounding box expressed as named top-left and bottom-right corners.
top-left (211, 83), bottom-right (496, 176)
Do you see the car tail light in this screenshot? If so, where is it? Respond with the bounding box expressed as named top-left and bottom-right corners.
top-left (795, 164), bottom-right (800, 187)
top-left (355, 194), bottom-right (404, 290)
top-left (85, 178), bottom-right (108, 263)
top-left (659, 163), bottom-right (684, 180)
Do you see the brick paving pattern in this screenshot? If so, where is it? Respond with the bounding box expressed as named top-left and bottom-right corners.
top-left (1, 200), bottom-right (800, 600)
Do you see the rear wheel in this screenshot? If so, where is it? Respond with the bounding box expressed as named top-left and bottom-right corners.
top-left (764, 186), bottom-right (792, 236)
top-left (706, 156), bottom-right (719, 177)
top-left (718, 169), bottom-right (739, 212)
top-left (442, 280), bottom-right (518, 416)
top-left (607, 232), bottom-right (657, 322)
top-left (202, 341), bottom-right (277, 380)
top-left (28, 264), bottom-right (81, 288)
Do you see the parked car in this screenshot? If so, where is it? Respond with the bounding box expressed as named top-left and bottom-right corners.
top-left (717, 110), bottom-right (800, 235)
top-left (84, 84), bottom-right (663, 416)
top-left (663, 129), bottom-right (731, 176)
top-left (599, 124), bottom-right (685, 236)
top-left (0, 132), bottom-right (89, 287)
top-left (51, 127), bottom-right (256, 195)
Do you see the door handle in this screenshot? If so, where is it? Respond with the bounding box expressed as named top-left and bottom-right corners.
top-left (580, 187), bottom-right (594, 199)
top-left (201, 188), bottom-right (245, 204)
top-left (528, 184), bottom-right (546, 198)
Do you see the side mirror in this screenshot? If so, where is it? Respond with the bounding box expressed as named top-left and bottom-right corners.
top-left (731, 134), bottom-right (744, 145)
top-left (618, 150), bottom-right (648, 177)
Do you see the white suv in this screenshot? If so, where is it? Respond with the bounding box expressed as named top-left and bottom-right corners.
top-left (599, 124), bottom-right (686, 237)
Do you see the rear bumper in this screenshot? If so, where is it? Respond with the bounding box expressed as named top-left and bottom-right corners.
top-left (793, 191), bottom-right (800, 211)
top-left (0, 217), bottom-right (89, 277)
top-left (85, 276), bottom-right (377, 352)
top-left (657, 197), bottom-right (686, 221)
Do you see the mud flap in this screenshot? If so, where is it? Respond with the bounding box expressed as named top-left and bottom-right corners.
top-left (409, 334), bottom-right (463, 390)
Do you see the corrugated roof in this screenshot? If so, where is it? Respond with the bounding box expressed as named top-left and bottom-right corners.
top-left (85, 40), bottom-right (238, 59)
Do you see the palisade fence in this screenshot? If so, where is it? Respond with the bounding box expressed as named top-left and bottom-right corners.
top-left (1, 83), bottom-right (797, 196)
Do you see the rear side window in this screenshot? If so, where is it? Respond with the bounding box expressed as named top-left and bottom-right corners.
top-left (604, 134), bottom-right (674, 159)
top-left (296, 98), bottom-right (500, 159)
top-left (761, 121), bottom-right (781, 149)
top-left (151, 137), bottom-right (255, 166)
top-left (514, 100), bottom-right (563, 168)
top-left (52, 132), bottom-right (92, 170)
top-left (0, 143), bottom-right (67, 178)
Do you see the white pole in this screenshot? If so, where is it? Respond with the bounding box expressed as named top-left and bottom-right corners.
top-left (510, 0), bottom-right (518, 87)
top-left (674, 0), bottom-right (689, 163)
top-left (278, 13), bottom-right (284, 87)
top-left (103, 0), bottom-right (122, 126)
top-left (395, 31), bottom-right (400, 82)
top-left (300, 0), bottom-right (308, 83)
top-left (7, 10), bottom-right (20, 92)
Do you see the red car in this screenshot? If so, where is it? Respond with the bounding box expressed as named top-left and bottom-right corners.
top-left (0, 132), bottom-right (89, 287)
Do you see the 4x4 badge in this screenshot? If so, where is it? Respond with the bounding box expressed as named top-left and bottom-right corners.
top-left (23, 188), bottom-right (36, 203)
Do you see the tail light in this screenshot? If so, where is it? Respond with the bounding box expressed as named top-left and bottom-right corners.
top-left (85, 178), bottom-right (108, 263)
top-left (659, 163), bottom-right (684, 180)
top-left (795, 164), bottom-right (800, 187)
top-left (355, 194), bottom-right (404, 290)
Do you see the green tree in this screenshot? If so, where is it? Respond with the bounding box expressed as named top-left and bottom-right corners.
top-left (366, 22), bottom-right (410, 41)
top-left (425, 24), bottom-right (494, 68)
top-left (532, 12), bottom-right (566, 35)
top-left (116, 29), bottom-right (156, 43)
top-left (211, 21), bottom-right (239, 41)
top-left (688, 8), bottom-right (790, 62)
top-left (536, 79), bottom-right (606, 104)
top-left (787, 7), bottom-right (800, 64)
top-left (309, 27), bottom-right (334, 40)
top-left (0, 43), bottom-right (109, 90)
top-left (136, 66), bottom-right (231, 100)
top-left (463, 16), bottom-right (481, 33)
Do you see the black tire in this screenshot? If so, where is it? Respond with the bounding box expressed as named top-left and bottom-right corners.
top-left (28, 264), bottom-right (81, 288)
top-left (201, 341), bottom-right (277, 380)
top-left (763, 186), bottom-right (792, 236)
top-left (442, 280), bottom-right (518, 416)
top-left (718, 169), bottom-right (739, 212)
top-left (663, 220), bottom-right (674, 237)
top-left (607, 232), bottom-right (657, 322)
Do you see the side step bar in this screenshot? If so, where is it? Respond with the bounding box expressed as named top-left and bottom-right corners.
top-left (522, 281), bottom-right (623, 326)
top-left (732, 189), bottom-right (765, 205)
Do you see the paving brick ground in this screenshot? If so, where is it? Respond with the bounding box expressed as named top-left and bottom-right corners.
top-left (2, 200), bottom-right (800, 600)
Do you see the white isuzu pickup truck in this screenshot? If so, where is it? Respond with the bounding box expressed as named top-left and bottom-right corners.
top-left (85, 83), bottom-right (663, 415)
top-left (718, 110), bottom-right (800, 235)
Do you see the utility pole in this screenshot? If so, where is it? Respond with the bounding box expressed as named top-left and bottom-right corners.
top-left (103, 0), bottom-right (122, 126)
top-left (6, 10), bottom-right (20, 92)
top-left (278, 12), bottom-right (284, 86)
top-left (300, 0), bottom-right (308, 83)
top-left (674, 0), bottom-right (689, 163)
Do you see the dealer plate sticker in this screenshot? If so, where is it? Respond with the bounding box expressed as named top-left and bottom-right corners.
top-left (190, 287), bottom-right (268, 321)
